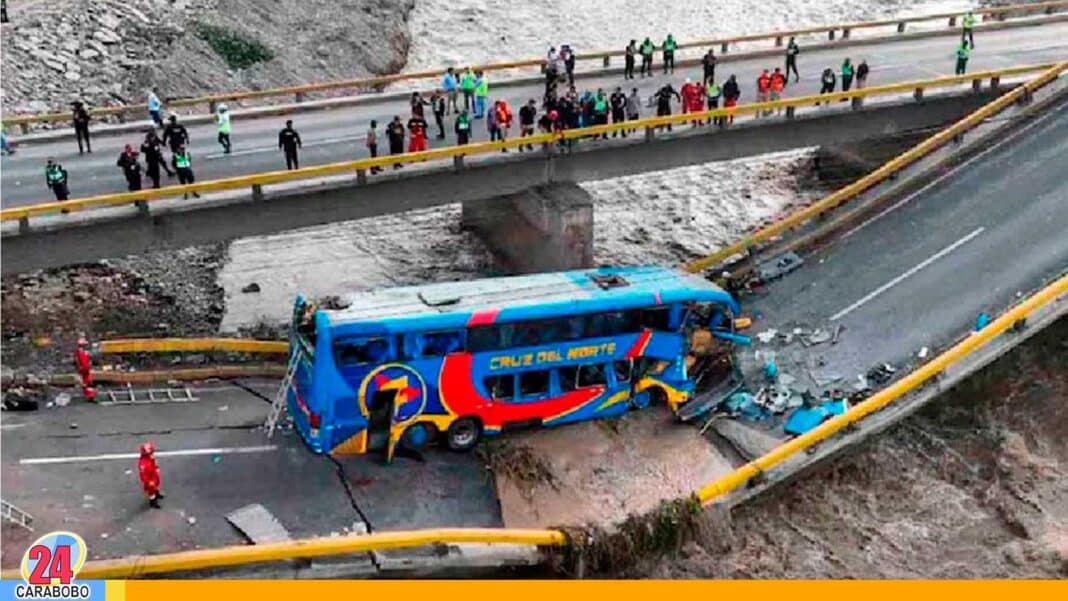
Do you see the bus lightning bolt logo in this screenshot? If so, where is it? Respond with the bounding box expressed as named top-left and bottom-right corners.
top-left (374, 372), bottom-right (424, 422)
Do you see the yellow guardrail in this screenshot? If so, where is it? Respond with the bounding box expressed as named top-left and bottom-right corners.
top-left (37, 528), bottom-right (565, 580)
top-left (3, 0), bottom-right (1065, 127)
top-left (684, 59), bottom-right (1068, 274)
top-left (698, 271), bottom-right (1068, 504)
top-left (98, 337), bottom-right (288, 354)
top-left (2, 64), bottom-right (1053, 225)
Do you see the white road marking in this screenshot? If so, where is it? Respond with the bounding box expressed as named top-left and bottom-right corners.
top-left (205, 134), bottom-right (362, 160)
top-left (829, 226), bottom-right (985, 322)
top-left (1, 423), bottom-right (27, 431)
top-left (841, 100), bottom-right (1066, 240)
top-left (19, 445), bottom-right (278, 465)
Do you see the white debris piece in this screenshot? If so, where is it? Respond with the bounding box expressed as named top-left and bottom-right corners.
top-left (756, 329), bottom-right (778, 343)
top-left (54, 393), bottom-right (71, 407)
top-left (918, 346), bottom-right (929, 359)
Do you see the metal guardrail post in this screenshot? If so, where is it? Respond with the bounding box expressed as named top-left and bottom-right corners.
top-left (897, 21), bottom-right (907, 33)
top-left (775, 35), bottom-right (783, 47)
top-left (18, 123), bottom-right (29, 134)
top-left (972, 78), bottom-right (982, 92)
top-left (540, 62), bottom-right (547, 74)
top-left (453, 155), bottom-right (464, 172)
top-left (842, 27), bottom-right (851, 39)
top-left (209, 100), bottom-right (217, 114)
top-left (851, 96), bottom-right (863, 110)
top-left (991, 76), bottom-right (1001, 90)
top-left (720, 42), bottom-right (729, 53)
top-left (117, 112), bottom-right (127, 124)
top-left (645, 126), bottom-right (655, 142)
top-left (828, 29), bottom-right (836, 40)
top-left (914, 87), bottom-right (924, 101)
top-left (295, 92), bottom-right (306, 103)
top-left (18, 217), bottom-right (29, 234)
top-left (603, 56), bottom-right (610, 67)
top-left (356, 168), bottom-right (367, 185)
top-left (949, 16), bottom-right (957, 26)
top-left (251, 184), bottom-right (264, 201)
top-left (785, 106), bottom-right (796, 119)
top-left (135, 199), bottom-right (149, 216)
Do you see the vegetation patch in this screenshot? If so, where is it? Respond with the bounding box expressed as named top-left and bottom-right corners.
top-left (477, 440), bottom-right (559, 500)
top-left (193, 22), bottom-right (274, 70)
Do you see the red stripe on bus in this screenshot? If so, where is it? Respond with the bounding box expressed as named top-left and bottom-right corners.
top-left (466, 309), bottom-right (500, 327)
top-left (625, 330), bottom-right (652, 359)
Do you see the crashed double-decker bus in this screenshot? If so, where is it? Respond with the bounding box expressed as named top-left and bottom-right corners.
top-left (285, 265), bottom-right (743, 460)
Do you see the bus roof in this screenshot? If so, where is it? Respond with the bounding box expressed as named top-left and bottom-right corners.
top-left (317, 266), bottom-right (737, 336)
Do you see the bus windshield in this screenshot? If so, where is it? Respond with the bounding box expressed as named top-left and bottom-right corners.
top-left (282, 266), bottom-right (741, 461)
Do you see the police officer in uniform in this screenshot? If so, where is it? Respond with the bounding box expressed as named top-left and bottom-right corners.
top-left (171, 144), bottom-right (201, 199)
top-left (45, 158), bottom-right (69, 201)
top-left (278, 120), bottom-right (302, 170)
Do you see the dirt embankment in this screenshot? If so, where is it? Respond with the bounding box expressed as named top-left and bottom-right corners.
top-left (630, 317), bottom-right (1068, 578)
top-left (1, 0), bottom-right (415, 116)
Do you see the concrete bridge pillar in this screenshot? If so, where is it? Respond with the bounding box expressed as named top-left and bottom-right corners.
top-left (461, 183), bottom-right (593, 274)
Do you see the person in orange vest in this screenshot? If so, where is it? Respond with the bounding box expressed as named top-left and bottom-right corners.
top-left (495, 99), bottom-right (513, 150)
top-left (770, 67), bottom-right (787, 114)
top-left (138, 442), bottom-right (164, 508)
top-left (407, 113), bottom-right (429, 153)
top-left (756, 69), bottom-right (772, 116)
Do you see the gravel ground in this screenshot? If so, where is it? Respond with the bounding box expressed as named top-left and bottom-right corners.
top-left (629, 317), bottom-right (1068, 578)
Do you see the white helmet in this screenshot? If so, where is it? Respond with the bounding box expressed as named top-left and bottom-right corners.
top-left (218, 103), bottom-right (228, 112)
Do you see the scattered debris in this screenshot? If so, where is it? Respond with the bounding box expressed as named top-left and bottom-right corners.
top-left (917, 346), bottom-right (929, 359)
top-left (187, 517), bottom-right (197, 525)
top-left (2, 389), bottom-right (41, 412)
top-left (226, 503), bottom-right (292, 544)
top-left (69, 422), bottom-right (78, 429)
top-left (218, 405), bottom-right (229, 412)
top-left (100, 533), bottom-right (108, 539)
top-left (241, 283), bottom-right (261, 294)
top-left (807, 328), bottom-right (832, 345)
top-left (831, 324), bottom-right (844, 345)
top-left (53, 392), bottom-right (71, 407)
top-left (756, 251), bottom-right (804, 283)
top-left (477, 441), bottom-right (560, 500)
top-left (866, 363), bottom-right (897, 386)
top-left (756, 329), bottom-right (778, 344)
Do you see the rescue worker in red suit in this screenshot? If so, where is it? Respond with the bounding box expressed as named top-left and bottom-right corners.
top-left (680, 78), bottom-right (704, 126)
top-left (407, 114), bottom-right (429, 153)
top-left (74, 337), bottom-right (96, 402)
top-left (756, 69), bottom-right (772, 116)
top-left (138, 442), bottom-right (164, 508)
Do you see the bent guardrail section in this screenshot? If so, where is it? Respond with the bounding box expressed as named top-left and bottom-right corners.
top-left (2, 64), bottom-right (1055, 228)
top-left (2, 0), bottom-right (1065, 128)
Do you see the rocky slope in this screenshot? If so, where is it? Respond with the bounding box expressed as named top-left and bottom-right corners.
top-left (0, 0), bottom-right (414, 115)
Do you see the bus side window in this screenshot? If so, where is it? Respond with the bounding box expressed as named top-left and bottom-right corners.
top-left (518, 370), bottom-right (551, 399)
top-left (641, 307), bottom-right (671, 331)
top-left (418, 330), bottom-right (464, 357)
top-left (469, 325), bottom-right (503, 352)
top-left (483, 374), bottom-right (513, 401)
top-left (577, 364), bottom-right (608, 388)
top-left (335, 337), bottom-right (391, 366)
top-left (613, 360), bottom-right (633, 384)
top-left (559, 366), bottom-right (579, 392)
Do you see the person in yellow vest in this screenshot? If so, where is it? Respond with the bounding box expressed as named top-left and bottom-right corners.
top-left (955, 40), bottom-right (970, 75)
top-left (662, 34), bottom-right (678, 74)
top-left (171, 144), bottom-right (201, 199)
top-left (961, 10), bottom-right (976, 49)
top-left (474, 70), bottom-right (488, 119)
top-left (215, 103), bottom-right (232, 154)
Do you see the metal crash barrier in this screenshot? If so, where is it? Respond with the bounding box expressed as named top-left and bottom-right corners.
top-left (2, 63), bottom-right (1060, 229)
top-left (2, 0), bottom-right (1066, 130)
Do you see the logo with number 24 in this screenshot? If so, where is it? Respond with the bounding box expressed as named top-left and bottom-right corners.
top-left (21, 531), bottom-right (88, 585)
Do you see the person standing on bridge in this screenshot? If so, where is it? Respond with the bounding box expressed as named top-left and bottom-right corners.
top-left (116, 144), bottom-right (143, 192)
top-left (624, 40), bottom-right (637, 80)
top-left (171, 144), bottom-right (200, 199)
top-left (756, 69), bottom-right (772, 116)
top-left (455, 109), bottom-right (472, 146)
top-left (45, 158), bottom-right (70, 201)
top-left (278, 120), bottom-right (302, 170)
top-left (431, 90), bottom-right (447, 139)
top-left (460, 67), bottom-right (476, 113)
top-left (654, 82), bottom-right (681, 131)
top-left (702, 48), bottom-right (718, 86)
top-left (408, 112), bottom-right (429, 154)
top-left (706, 78), bottom-right (721, 126)
top-left (562, 44), bottom-right (576, 85)
top-left (442, 67), bottom-right (459, 114)
top-left (138, 442), bottom-right (164, 509)
top-left (819, 67), bottom-right (837, 102)
top-left (410, 91), bottom-right (429, 118)
top-left (785, 37), bottom-right (800, 84)
top-left (162, 114), bottom-right (189, 155)
top-left (662, 34), bottom-right (678, 74)
top-left (487, 100), bottom-right (501, 143)
top-left (215, 103), bottom-right (232, 154)
top-left (955, 40), bottom-right (970, 75)
top-left (961, 10), bottom-right (977, 50)
top-left (72, 101), bottom-right (92, 155)
top-left (856, 59), bottom-right (870, 89)
top-left (147, 89), bottom-right (164, 128)
top-left (474, 70), bottom-right (489, 119)
top-left (722, 74), bottom-right (741, 124)
top-left (386, 115), bottom-right (405, 168)
top-left (141, 129), bottom-right (173, 189)
top-left (639, 37), bottom-right (655, 77)
top-left (519, 99), bottom-right (537, 150)
top-left (366, 120), bottom-right (383, 174)
top-left (770, 68), bottom-right (786, 114)
top-left (626, 88), bottom-right (641, 132)
top-left (610, 87), bottom-right (626, 137)
top-left (840, 58), bottom-right (855, 93)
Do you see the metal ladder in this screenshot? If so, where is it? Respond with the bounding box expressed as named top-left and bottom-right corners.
top-left (104, 383), bottom-right (198, 405)
top-left (1, 499), bottom-right (34, 532)
top-left (265, 347), bottom-right (302, 438)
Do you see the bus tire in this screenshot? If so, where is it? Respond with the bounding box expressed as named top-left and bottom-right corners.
top-left (401, 422), bottom-right (435, 451)
top-left (647, 387), bottom-right (668, 407)
top-left (445, 417), bottom-right (482, 452)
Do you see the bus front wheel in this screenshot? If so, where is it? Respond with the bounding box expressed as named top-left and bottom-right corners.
top-left (446, 417), bottom-right (482, 452)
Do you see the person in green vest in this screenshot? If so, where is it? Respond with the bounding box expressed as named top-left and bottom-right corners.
top-left (705, 79), bottom-right (722, 126)
top-left (44, 158), bottom-right (69, 201)
top-left (639, 37), bottom-right (655, 77)
top-left (840, 58), bottom-right (855, 92)
top-left (454, 109), bottom-right (472, 145)
top-left (474, 70), bottom-right (488, 119)
top-left (593, 88), bottom-right (609, 139)
top-left (171, 144), bottom-right (201, 199)
top-left (460, 67), bottom-right (476, 113)
top-left (955, 40), bottom-right (970, 75)
top-left (961, 10), bottom-right (976, 49)
top-left (662, 34), bottom-right (678, 74)
top-left (215, 103), bottom-right (232, 154)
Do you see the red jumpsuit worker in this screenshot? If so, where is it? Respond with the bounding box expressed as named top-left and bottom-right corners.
top-left (138, 442), bottom-right (164, 508)
top-left (681, 79), bottom-right (704, 125)
top-left (757, 70), bottom-right (772, 115)
top-left (74, 337), bottom-right (96, 402)
top-left (407, 115), bottom-right (429, 153)
top-left (770, 68), bottom-right (787, 113)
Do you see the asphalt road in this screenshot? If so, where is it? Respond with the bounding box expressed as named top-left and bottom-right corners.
top-left (738, 95), bottom-right (1068, 403)
top-left (3, 22), bottom-right (1068, 207)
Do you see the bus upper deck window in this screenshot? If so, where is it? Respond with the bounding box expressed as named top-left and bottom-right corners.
top-left (419, 331), bottom-right (463, 357)
top-left (336, 338), bottom-right (390, 366)
top-left (641, 307), bottom-right (671, 331)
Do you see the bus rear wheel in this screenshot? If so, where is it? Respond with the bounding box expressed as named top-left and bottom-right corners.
top-left (445, 417), bottom-right (482, 452)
